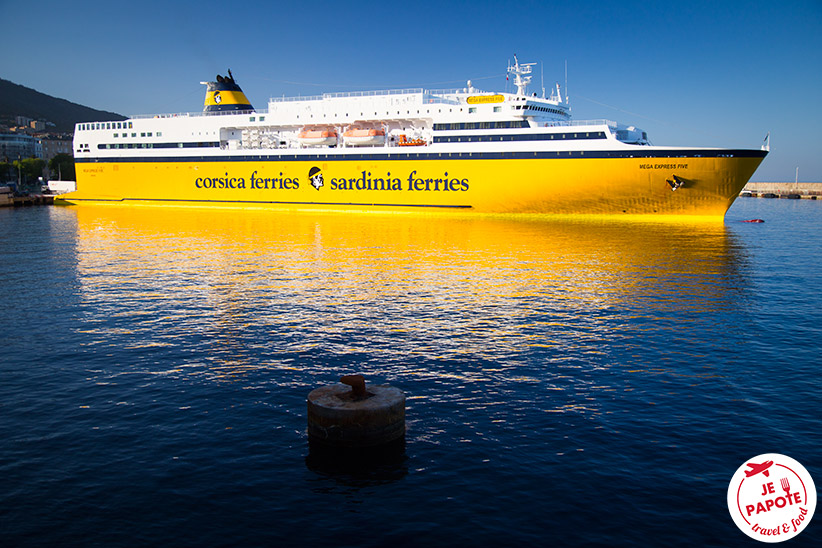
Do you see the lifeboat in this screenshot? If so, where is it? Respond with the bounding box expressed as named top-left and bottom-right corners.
top-left (298, 129), bottom-right (338, 147)
top-left (343, 128), bottom-right (386, 147)
top-left (397, 134), bottom-right (427, 147)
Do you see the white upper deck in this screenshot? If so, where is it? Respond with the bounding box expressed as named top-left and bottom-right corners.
top-left (73, 58), bottom-right (655, 157)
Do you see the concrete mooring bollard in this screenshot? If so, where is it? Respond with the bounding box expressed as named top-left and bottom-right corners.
top-left (307, 375), bottom-right (405, 449)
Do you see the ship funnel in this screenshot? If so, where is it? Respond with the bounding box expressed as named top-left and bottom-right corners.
top-left (202, 69), bottom-right (253, 113)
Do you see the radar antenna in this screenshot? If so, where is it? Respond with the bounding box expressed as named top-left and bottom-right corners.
top-left (507, 54), bottom-right (536, 96)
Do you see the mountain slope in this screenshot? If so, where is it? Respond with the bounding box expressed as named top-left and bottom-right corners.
top-left (0, 78), bottom-right (125, 132)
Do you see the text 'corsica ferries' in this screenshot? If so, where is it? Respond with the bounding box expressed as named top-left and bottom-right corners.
top-left (62, 58), bottom-right (768, 218)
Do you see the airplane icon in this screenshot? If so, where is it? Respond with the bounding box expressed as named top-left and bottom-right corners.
top-left (745, 460), bottom-right (774, 478)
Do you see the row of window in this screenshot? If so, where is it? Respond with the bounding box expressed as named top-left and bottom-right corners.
top-left (434, 132), bottom-right (607, 144)
top-left (293, 107), bottom-right (455, 120)
top-left (79, 121), bottom-right (133, 131)
top-left (433, 121), bottom-right (531, 131)
top-left (112, 132), bottom-right (163, 138)
top-left (77, 150), bottom-right (759, 163)
top-left (467, 106), bottom-right (504, 114)
top-left (89, 131), bottom-right (605, 151)
top-left (516, 105), bottom-right (566, 115)
top-left (96, 142), bottom-right (219, 150)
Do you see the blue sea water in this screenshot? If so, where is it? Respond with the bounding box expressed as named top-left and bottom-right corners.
top-left (1, 198), bottom-right (820, 547)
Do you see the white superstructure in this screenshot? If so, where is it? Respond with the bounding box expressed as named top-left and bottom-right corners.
top-left (73, 57), bottom-right (653, 160)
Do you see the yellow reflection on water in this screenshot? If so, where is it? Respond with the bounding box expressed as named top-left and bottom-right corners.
top-left (66, 204), bottom-right (744, 380)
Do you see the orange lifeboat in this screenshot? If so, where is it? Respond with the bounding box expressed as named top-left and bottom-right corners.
top-left (298, 129), bottom-right (338, 147)
top-left (343, 128), bottom-right (386, 146)
top-left (397, 134), bottom-right (427, 147)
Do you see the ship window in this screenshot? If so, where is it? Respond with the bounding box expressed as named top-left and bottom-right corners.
top-left (494, 106), bottom-right (501, 113)
top-left (141, 133), bottom-right (146, 137)
top-left (157, 132), bottom-right (162, 137)
top-left (260, 116), bottom-right (265, 122)
top-left (147, 132), bottom-right (152, 137)
top-left (250, 116), bottom-right (256, 122)
top-left (469, 107), bottom-right (477, 114)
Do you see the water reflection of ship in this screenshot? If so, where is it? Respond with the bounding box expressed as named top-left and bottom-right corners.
top-left (69, 205), bottom-right (747, 377)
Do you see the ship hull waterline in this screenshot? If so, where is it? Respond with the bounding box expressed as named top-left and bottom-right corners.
top-left (58, 153), bottom-right (766, 219)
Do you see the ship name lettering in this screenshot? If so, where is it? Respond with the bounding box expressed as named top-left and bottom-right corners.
top-left (639, 163), bottom-right (689, 170)
top-left (330, 171), bottom-right (403, 191)
top-left (407, 170), bottom-right (469, 192)
top-left (250, 170), bottom-right (299, 190)
top-left (195, 173), bottom-right (246, 189)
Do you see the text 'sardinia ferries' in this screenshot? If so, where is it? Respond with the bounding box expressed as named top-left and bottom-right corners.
top-left (63, 59), bottom-right (768, 217)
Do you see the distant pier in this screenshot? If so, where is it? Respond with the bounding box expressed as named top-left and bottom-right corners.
top-left (741, 182), bottom-right (822, 199)
top-left (0, 187), bottom-right (55, 207)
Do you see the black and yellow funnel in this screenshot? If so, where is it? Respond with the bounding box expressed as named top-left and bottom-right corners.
top-left (202, 70), bottom-right (253, 113)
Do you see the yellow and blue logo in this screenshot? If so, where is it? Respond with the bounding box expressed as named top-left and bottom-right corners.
top-left (203, 70), bottom-right (253, 113)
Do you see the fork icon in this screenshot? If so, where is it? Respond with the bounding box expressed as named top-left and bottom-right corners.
top-left (780, 477), bottom-right (791, 495)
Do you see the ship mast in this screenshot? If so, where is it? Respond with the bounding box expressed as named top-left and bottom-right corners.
top-left (508, 55), bottom-right (536, 96)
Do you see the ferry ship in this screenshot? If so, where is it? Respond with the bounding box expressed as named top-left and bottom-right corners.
top-left (61, 58), bottom-right (768, 218)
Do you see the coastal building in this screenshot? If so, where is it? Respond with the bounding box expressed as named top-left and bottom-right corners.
top-left (0, 133), bottom-right (41, 162)
top-left (37, 134), bottom-right (73, 163)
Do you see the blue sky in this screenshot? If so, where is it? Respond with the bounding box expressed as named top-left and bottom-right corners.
top-left (2, 0), bottom-right (820, 181)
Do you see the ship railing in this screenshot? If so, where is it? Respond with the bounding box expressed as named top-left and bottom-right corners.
top-left (269, 88), bottom-right (427, 103)
top-left (129, 112), bottom-right (194, 119)
top-left (129, 109), bottom-right (259, 119)
top-left (268, 88), bottom-right (469, 105)
top-left (428, 87), bottom-right (488, 95)
top-left (268, 95), bottom-right (324, 103)
top-left (324, 88), bottom-right (425, 99)
top-left (544, 119), bottom-right (617, 129)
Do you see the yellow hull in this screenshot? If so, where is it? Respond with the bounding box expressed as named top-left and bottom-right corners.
top-left (59, 154), bottom-right (765, 218)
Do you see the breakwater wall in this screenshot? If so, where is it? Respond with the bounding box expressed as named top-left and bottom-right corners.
top-left (0, 188), bottom-right (55, 207)
top-left (742, 182), bottom-right (822, 199)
